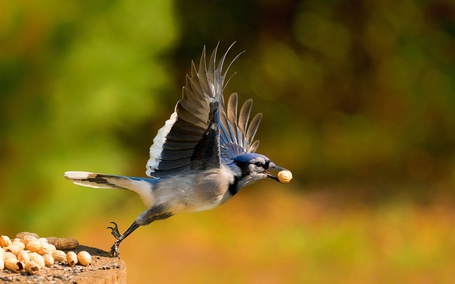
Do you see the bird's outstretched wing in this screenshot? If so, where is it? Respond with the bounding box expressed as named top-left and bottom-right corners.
top-left (146, 43), bottom-right (241, 177)
top-left (220, 93), bottom-right (262, 163)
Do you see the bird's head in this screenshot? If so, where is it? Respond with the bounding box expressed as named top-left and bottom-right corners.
top-left (231, 153), bottom-right (290, 189)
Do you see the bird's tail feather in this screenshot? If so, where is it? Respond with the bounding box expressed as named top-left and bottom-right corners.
top-left (63, 171), bottom-right (156, 206)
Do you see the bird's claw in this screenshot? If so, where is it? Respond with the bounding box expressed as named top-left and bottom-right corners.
top-left (107, 221), bottom-right (122, 240)
top-left (110, 240), bottom-right (121, 257)
top-left (107, 222), bottom-right (122, 257)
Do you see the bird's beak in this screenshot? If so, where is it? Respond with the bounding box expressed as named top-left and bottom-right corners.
top-left (266, 163), bottom-right (287, 183)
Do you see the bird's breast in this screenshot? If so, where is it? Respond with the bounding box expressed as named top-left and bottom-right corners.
top-left (153, 168), bottom-right (234, 214)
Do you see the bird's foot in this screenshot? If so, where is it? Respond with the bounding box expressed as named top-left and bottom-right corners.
top-left (106, 220), bottom-right (140, 257)
top-left (110, 240), bottom-right (121, 257)
top-left (107, 221), bottom-right (122, 240)
top-left (107, 222), bottom-right (123, 257)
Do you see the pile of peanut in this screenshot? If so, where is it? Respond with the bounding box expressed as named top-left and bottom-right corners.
top-left (0, 232), bottom-right (91, 275)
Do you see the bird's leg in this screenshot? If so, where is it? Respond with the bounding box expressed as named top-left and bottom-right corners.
top-left (107, 221), bottom-right (140, 257)
top-left (106, 204), bottom-right (174, 257)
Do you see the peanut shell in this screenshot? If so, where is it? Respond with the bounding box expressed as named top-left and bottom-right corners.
top-left (17, 250), bottom-right (30, 263)
top-left (26, 239), bottom-right (42, 252)
top-left (25, 261), bottom-right (40, 275)
top-left (77, 251), bottom-right (91, 266)
top-left (29, 252), bottom-right (45, 269)
top-left (19, 235), bottom-right (37, 246)
top-left (43, 253), bottom-right (54, 267)
top-left (277, 170), bottom-right (293, 183)
top-left (5, 243), bottom-right (23, 255)
top-left (16, 232), bottom-right (39, 239)
top-left (4, 251), bottom-right (17, 260)
top-left (52, 250), bottom-right (66, 262)
top-left (0, 235), bottom-right (12, 247)
top-left (4, 257), bottom-right (23, 272)
top-left (47, 237), bottom-right (79, 250)
top-left (37, 238), bottom-right (48, 245)
top-left (37, 244), bottom-right (51, 255)
top-left (66, 251), bottom-right (78, 267)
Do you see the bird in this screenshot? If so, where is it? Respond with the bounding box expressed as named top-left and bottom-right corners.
top-left (63, 43), bottom-right (292, 257)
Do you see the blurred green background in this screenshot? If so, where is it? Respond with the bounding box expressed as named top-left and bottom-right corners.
top-left (2, 0), bottom-right (455, 283)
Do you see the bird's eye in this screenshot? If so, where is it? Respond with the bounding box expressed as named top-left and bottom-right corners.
top-left (254, 162), bottom-right (263, 167)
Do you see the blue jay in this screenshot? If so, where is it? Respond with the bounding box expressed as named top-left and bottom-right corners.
top-left (64, 43), bottom-right (291, 256)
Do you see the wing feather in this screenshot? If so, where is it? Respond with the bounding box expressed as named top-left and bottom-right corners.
top-left (220, 93), bottom-right (262, 163)
top-left (246, 113), bottom-right (262, 143)
top-left (146, 43), bottom-right (239, 177)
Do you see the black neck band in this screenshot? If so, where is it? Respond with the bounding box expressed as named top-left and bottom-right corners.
top-left (228, 176), bottom-right (241, 196)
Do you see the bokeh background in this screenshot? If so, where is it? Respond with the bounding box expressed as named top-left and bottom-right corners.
top-left (2, 0), bottom-right (455, 283)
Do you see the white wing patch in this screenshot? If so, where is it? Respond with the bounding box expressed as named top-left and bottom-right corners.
top-left (146, 112), bottom-right (178, 176)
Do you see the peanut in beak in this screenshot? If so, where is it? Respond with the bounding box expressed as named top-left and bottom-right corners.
top-left (277, 170), bottom-right (293, 183)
